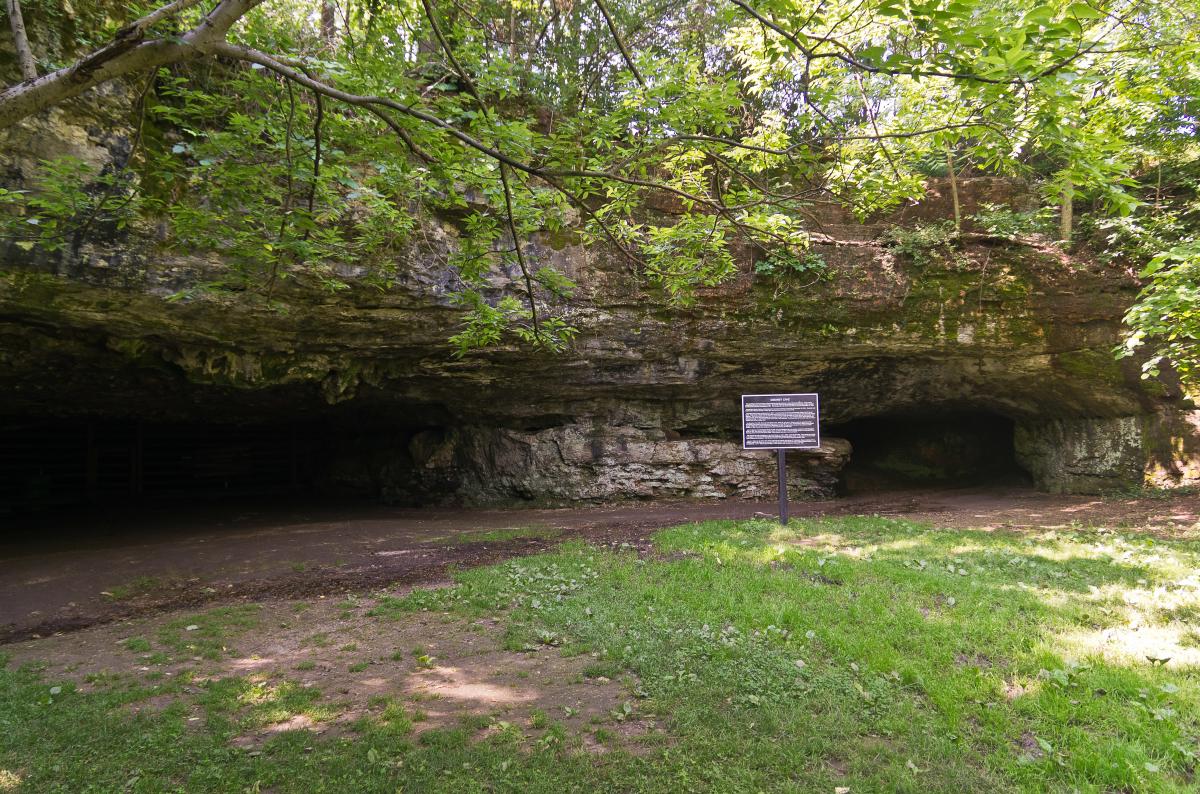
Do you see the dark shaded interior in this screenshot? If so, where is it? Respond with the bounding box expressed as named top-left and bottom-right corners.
top-left (830, 411), bottom-right (1030, 494)
top-left (0, 411), bottom-right (456, 520)
top-left (0, 418), bottom-right (323, 515)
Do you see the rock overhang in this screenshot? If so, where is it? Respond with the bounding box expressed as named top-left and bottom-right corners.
top-left (0, 136), bottom-right (1195, 504)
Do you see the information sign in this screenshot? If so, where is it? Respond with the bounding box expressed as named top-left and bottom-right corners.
top-left (741, 393), bottom-right (820, 450)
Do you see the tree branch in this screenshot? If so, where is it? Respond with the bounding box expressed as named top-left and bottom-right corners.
top-left (728, 0), bottom-right (1037, 85)
top-left (117, 0), bottom-right (210, 39)
top-left (6, 0), bottom-right (37, 81)
top-left (0, 0), bottom-right (264, 129)
top-left (305, 88), bottom-right (323, 218)
top-left (594, 0), bottom-right (646, 88)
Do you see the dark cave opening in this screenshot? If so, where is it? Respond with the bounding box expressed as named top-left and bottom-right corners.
top-left (0, 418), bottom-right (323, 516)
top-left (0, 411), bottom-right (457, 525)
top-left (829, 411), bottom-right (1031, 494)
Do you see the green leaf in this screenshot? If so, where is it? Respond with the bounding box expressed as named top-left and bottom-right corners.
top-left (1023, 6), bottom-right (1055, 25)
top-left (1140, 259), bottom-right (1168, 278)
top-left (1066, 2), bottom-right (1105, 19)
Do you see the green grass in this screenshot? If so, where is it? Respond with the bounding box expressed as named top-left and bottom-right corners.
top-left (156, 604), bottom-right (263, 661)
top-left (101, 576), bottom-right (163, 601)
top-left (122, 636), bottom-right (152, 654)
top-left (3, 517), bottom-right (1200, 791)
top-left (449, 525), bottom-right (562, 544)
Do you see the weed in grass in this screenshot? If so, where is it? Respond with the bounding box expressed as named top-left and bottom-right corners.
top-left (451, 526), bottom-right (562, 545)
top-left (460, 714), bottom-right (493, 731)
top-left (101, 576), bottom-right (162, 600)
top-left (122, 636), bottom-right (152, 653)
top-left (381, 705), bottom-right (415, 738)
top-left (536, 723), bottom-right (567, 750)
top-left (593, 727), bottom-right (616, 745)
top-left (156, 605), bottom-right (261, 661)
top-left (82, 671), bottom-right (121, 687)
top-left (203, 677), bottom-right (339, 730)
top-left (349, 662), bottom-right (369, 673)
top-left (583, 660), bottom-right (622, 679)
top-left (294, 661), bottom-right (316, 672)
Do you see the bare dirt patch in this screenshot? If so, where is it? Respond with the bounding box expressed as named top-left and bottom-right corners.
top-left (1017, 731), bottom-right (1045, 761)
top-left (954, 652), bottom-right (994, 669)
top-left (2, 592), bottom-right (658, 754)
top-left (1002, 680), bottom-right (1029, 701)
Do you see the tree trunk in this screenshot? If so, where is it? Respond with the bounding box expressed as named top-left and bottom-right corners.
top-left (320, 1), bottom-right (337, 50)
top-left (1060, 177), bottom-right (1073, 244)
top-left (945, 142), bottom-right (960, 232)
top-left (6, 0), bottom-right (38, 81)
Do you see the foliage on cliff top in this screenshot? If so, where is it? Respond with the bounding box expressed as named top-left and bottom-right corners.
top-left (0, 0), bottom-right (1197, 359)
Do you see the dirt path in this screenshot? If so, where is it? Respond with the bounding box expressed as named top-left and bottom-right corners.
top-left (2, 487), bottom-right (1196, 643)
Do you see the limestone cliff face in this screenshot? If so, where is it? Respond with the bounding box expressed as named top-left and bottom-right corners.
top-left (1, 103), bottom-right (1197, 504)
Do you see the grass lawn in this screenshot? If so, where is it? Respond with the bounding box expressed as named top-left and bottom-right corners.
top-left (3, 515), bottom-right (1200, 792)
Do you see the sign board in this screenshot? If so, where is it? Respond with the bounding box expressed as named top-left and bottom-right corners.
top-left (741, 393), bottom-right (821, 450)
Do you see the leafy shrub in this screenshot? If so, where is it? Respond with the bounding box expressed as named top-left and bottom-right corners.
top-left (1119, 242), bottom-right (1200, 385)
top-left (753, 250), bottom-right (830, 282)
top-left (0, 157), bottom-right (145, 253)
top-left (1080, 210), bottom-right (1190, 265)
top-left (881, 220), bottom-right (958, 267)
top-left (971, 202), bottom-right (1054, 238)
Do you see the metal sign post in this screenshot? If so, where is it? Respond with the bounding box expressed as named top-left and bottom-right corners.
top-left (777, 448), bottom-right (788, 526)
top-left (742, 393), bottom-right (821, 525)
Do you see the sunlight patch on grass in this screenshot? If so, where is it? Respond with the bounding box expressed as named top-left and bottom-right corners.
top-left (1055, 624), bottom-right (1200, 668)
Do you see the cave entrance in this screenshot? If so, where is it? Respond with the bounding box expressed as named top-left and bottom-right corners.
top-left (0, 418), bottom-right (326, 517)
top-left (0, 411), bottom-right (457, 524)
top-left (830, 411), bottom-right (1030, 494)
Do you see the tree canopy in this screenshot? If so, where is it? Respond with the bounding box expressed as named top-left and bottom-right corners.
top-left (2, 0), bottom-right (1198, 369)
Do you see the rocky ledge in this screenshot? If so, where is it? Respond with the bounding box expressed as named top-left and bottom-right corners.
top-left (1, 108), bottom-right (1197, 506)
